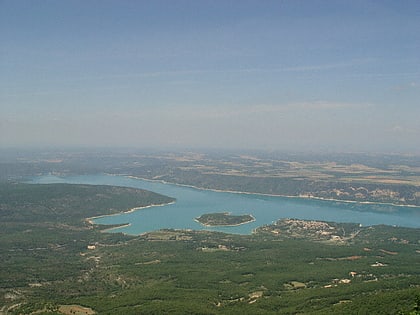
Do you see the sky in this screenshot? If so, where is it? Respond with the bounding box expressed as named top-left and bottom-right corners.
top-left (1, 0), bottom-right (420, 153)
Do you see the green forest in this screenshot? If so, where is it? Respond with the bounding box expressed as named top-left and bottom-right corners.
top-left (0, 183), bottom-right (419, 314)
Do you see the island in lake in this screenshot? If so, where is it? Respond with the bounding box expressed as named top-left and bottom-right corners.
top-left (195, 212), bottom-right (255, 226)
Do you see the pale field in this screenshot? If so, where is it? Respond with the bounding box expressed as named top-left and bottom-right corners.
top-left (149, 153), bottom-right (420, 187)
top-left (58, 305), bottom-right (95, 315)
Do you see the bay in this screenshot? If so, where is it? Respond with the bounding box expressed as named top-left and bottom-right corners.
top-left (29, 174), bottom-right (420, 234)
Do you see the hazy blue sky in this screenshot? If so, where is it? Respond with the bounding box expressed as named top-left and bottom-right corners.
top-left (1, 0), bottom-right (419, 153)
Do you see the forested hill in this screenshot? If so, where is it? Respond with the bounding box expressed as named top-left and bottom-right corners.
top-left (1, 183), bottom-right (419, 314)
top-left (0, 183), bottom-right (175, 225)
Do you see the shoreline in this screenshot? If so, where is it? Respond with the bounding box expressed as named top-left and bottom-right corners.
top-left (85, 201), bottom-right (176, 226)
top-left (120, 174), bottom-right (420, 209)
top-left (100, 223), bottom-right (132, 233)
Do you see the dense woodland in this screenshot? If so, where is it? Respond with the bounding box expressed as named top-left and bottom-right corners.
top-left (1, 182), bottom-right (419, 314)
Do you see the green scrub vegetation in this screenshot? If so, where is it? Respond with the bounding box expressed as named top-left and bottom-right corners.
top-left (1, 183), bottom-right (419, 314)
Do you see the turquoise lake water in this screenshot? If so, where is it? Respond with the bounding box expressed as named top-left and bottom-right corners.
top-left (29, 174), bottom-right (420, 234)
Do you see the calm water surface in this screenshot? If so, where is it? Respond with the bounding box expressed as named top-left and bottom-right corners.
top-left (29, 174), bottom-right (420, 234)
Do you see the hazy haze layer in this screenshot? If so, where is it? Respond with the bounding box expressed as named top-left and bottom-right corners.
top-left (1, 1), bottom-right (419, 152)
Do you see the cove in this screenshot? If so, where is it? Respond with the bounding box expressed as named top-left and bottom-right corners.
top-left (29, 174), bottom-right (420, 234)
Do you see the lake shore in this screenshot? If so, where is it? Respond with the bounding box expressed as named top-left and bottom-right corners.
top-left (120, 174), bottom-right (420, 209)
top-left (28, 174), bottom-right (420, 233)
top-left (100, 223), bottom-right (131, 233)
top-left (85, 201), bottom-right (176, 225)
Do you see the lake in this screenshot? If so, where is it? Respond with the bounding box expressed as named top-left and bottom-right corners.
top-left (29, 174), bottom-right (420, 234)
